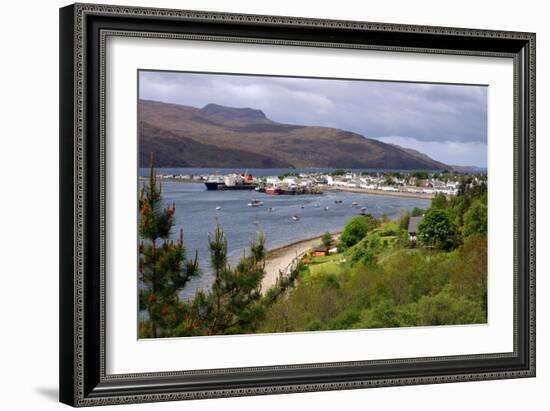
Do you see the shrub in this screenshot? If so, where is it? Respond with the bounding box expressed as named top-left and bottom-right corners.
top-left (449, 235), bottom-right (487, 309)
top-left (418, 208), bottom-right (460, 251)
top-left (348, 240), bottom-right (376, 266)
top-left (463, 199), bottom-right (487, 237)
top-left (398, 211), bottom-right (411, 231)
top-left (305, 319), bottom-right (325, 331)
top-left (321, 231), bottom-right (333, 247)
top-left (340, 215), bottom-right (377, 248)
top-left (412, 291), bottom-right (486, 326)
top-left (328, 309), bottom-right (362, 329)
top-left (431, 193), bottom-right (448, 209)
top-left (360, 298), bottom-right (402, 328)
top-left (378, 221), bottom-right (400, 236)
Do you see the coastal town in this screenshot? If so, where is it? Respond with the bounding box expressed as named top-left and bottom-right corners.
top-left (148, 169), bottom-right (486, 199)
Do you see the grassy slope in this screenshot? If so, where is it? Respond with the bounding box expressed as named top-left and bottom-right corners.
top-left (258, 220), bottom-right (487, 333)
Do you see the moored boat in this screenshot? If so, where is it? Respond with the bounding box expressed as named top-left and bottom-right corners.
top-left (248, 199), bottom-right (264, 207)
top-left (206, 172), bottom-right (258, 190)
top-left (265, 187), bottom-right (282, 195)
top-left (222, 173), bottom-right (257, 190)
top-left (204, 175), bottom-right (224, 190)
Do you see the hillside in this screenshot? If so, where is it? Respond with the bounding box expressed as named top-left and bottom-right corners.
top-left (138, 99), bottom-right (448, 170)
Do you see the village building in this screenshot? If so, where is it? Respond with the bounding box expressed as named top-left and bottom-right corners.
top-left (313, 247), bottom-right (330, 257)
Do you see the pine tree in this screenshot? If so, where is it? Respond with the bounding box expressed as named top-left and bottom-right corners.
top-left (207, 227), bottom-right (265, 334)
top-left (172, 225), bottom-right (266, 337)
top-left (138, 153), bottom-right (199, 338)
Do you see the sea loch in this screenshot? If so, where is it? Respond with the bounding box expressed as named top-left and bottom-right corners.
top-left (145, 175), bottom-right (430, 299)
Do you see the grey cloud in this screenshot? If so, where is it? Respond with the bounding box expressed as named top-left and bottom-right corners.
top-left (139, 71), bottom-right (487, 166)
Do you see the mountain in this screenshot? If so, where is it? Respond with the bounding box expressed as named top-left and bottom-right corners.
top-left (138, 100), bottom-right (448, 170)
top-left (139, 122), bottom-right (293, 168)
top-left (388, 145), bottom-right (447, 167)
top-left (200, 103), bottom-right (268, 123)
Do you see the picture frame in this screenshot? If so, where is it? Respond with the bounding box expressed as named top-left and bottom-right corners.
top-left (59, 2), bottom-right (535, 407)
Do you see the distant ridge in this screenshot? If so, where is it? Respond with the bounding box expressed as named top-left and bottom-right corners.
top-left (201, 103), bottom-right (268, 123)
top-left (449, 165), bottom-right (487, 173)
top-left (138, 99), bottom-right (449, 170)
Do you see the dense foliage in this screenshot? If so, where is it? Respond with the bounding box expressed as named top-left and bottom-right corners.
top-left (418, 208), bottom-right (459, 251)
top-left (340, 215), bottom-right (378, 248)
top-left (258, 179), bottom-right (488, 333)
top-left (139, 159), bottom-right (488, 337)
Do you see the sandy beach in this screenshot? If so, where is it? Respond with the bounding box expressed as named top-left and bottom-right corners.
top-left (261, 232), bottom-right (341, 294)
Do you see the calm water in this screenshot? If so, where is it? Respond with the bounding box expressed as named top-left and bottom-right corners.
top-left (151, 180), bottom-right (430, 299)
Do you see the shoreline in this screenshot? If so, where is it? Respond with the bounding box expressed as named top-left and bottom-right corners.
top-left (139, 176), bottom-right (203, 184)
top-left (139, 177), bottom-right (435, 200)
top-left (320, 185), bottom-right (435, 200)
top-left (261, 232), bottom-right (341, 294)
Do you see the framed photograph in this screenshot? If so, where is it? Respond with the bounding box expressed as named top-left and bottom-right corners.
top-left (59, 3), bottom-right (535, 407)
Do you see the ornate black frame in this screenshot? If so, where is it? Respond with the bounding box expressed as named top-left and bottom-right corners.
top-left (59, 3), bottom-right (536, 407)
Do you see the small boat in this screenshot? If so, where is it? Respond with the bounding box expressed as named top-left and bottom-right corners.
top-left (324, 206), bottom-right (329, 211)
top-left (215, 206), bottom-right (222, 211)
top-left (360, 207), bottom-right (367, 215)
top-left (292, 215), bottom-right (300, 221)
top-left (313, 204), bottom-right (320, 208)
top-left (300, 205), bottom-right (305, 209)
top-left (352, 201), bottom-right (359, 207)
top-left (334, 199), bottom-right (343, 204)
top-left (268, 207), bottom-right (275, 212)
top-left (248, 199), bottom-right (264, 207)
top-left (265, 187), bottom-right (282, 195)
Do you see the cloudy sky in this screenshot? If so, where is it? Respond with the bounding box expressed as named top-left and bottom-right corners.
top-left (139, 71), bottom-right (488, 167)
